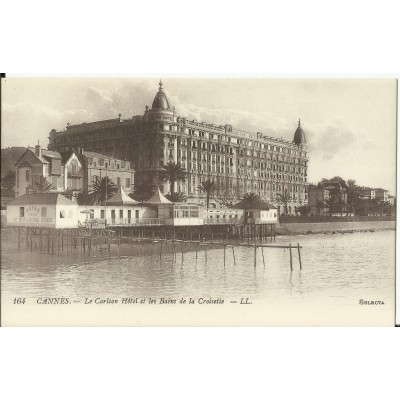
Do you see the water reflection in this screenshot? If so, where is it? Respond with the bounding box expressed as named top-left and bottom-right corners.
top-left (1, 231), bottom-right (395, 307)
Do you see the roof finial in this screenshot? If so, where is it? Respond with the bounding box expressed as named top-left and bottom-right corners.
top-left (298, 118), bottom-right (301, 126)
top-left (159, 79), bottom-right (163, 90)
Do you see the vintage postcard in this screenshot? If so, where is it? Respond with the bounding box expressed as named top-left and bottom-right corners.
top-left (0, 76), bottom-right (397, 326)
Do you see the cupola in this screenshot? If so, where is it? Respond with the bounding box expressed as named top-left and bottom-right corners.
top-left (293, 119), bottom-right (306, 146)
top-left (151, 80), bottom-right (170, 110)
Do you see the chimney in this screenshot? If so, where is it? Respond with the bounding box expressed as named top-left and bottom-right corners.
top-left (35, 141), bottom-right (41, 157)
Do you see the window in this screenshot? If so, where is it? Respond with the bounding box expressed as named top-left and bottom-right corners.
top-left (127, 210), bottom-right (131, 220)
top-left (26, 170), bottom-right (30, 182)
top-left (19, 207), bottom-right (24, 217)
top-left (117, 164), bottom-right (120, 169)
top-left (126, 178), bottom-right (130, 188)
top-left (117, 177), bottom-right (121, 186)
top-left (111, 210), bottom-right (116, 220)
top-left (135, 210), bottom-right (139, 219)
top-left (119, 210), bottom-right (123, 219)
top-left (60, 210), bottom-right (66, 218)
top-left (41, 207), bottom-right (46, 217)
top-left (101, 210), bottom-right (105, 219)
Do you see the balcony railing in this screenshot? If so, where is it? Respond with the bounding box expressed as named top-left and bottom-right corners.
top-left (106, 218), bottom-right (161, 226)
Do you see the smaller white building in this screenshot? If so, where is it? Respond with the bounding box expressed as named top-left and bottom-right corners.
top-left (77, 186), bottom-right (157, 227)
top-left (145, 188), bottom-right (204, 226)
top-left (233, 200), bottom-right (278, 224)
top-left (7, 193), bottom-right (79, 229)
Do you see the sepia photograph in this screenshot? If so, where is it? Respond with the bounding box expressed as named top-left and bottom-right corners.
top-left (0, 77), bottom-right (397, 326)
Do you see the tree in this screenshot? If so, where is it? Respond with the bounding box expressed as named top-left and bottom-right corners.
top-left (159, 162), bottom-right (186, 194)
top-left (241, 192), bottom-right (262, 206)
top-left (218, 186), bottom-right (241, 208)
top-left (346, 179), bottom-right (361, 215)
top-left (276, 190), bottom-right (292, 215)
top-left (337, 197), bottom-right (347, 216)
top-left (315, 199), bottom-right (328, 216)
top-left (295, 205), bottom-right (311, 217)
top-left (129, 181), bottom-right (156, 202)
top-left (1, 171), bottom-right (15, 189)
top-left (197, 179), bottom-right (217, 208)
top-left (89, 176), bottom-right (117, 205)
top-left (77, 190), bottom-right (93, 205)
top-left (326, 195), bottom-right (336, 217)
top-left (166, 192), bottom-right (187, 203)
top-left (28, 177), bottom-right (54, 193)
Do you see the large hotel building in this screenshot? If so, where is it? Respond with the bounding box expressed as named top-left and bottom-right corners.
top-left (49, 81), bottom-right (308, 214)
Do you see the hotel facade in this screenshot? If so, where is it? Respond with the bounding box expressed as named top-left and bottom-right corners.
top-left (49, 81), bottom-right (309, 214)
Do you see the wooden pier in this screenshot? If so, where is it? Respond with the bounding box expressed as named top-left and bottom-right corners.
top-left (3, 223), bottom-right (302, 271)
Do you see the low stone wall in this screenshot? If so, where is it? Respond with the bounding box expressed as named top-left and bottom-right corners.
top-left (276, 220), bottom-right (395, 235)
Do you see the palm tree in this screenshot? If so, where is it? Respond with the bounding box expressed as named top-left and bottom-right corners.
top-left (28, 176), bottom-right (54, 193)
top-left (197, 179), bottom-right (217, 208)
top-left (160, 162), bottom-right (186, 194)
top-left (241, 192), bottom-right (262, 206)
top-left (166, 192), bottom-right (187, 203)
top-left (77, 190), bottom-right (93, 205)
top-left (89, 176), bottom-right (117, 205)
top-left (129, 181), bottom-right (156, 202)
top-left (276, 189), bottom-right (292, 215)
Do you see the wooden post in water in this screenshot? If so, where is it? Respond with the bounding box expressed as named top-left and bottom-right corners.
top-left (231, 246), bottom-right (236, 265)
top-left (223, 245), bottom-right (226, 268)
top-left (261, 247), bottom-right (265, 269)
top-left (18, 226), bottom-right (21, 252)
top-left (297, 243), bottom-right (302, 270)
top-left (289, 243), bottom-right (293, 272)
top-left (254, 244), bottom-right (257, 269)
top-left (181, 240), bottom-right (184, 261)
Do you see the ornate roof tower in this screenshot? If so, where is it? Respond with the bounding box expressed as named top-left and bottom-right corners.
top-left (293, 119), bottom-right (306, 146)
top-left (151, 80), bottom-right (170, 110)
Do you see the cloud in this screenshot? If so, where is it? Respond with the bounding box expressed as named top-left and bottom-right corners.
top-left (307, 120), bottom-right (357, 161)
top-left (2, 80), bottom-right (394, 193)
top-left (2, 101), bottom-right (94, 148)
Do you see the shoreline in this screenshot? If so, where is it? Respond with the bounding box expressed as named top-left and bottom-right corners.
top-left (276, 220), bottom-right (395, 236)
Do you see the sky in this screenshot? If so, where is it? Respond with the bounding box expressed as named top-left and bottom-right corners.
top-left (1, 77), bottom-right (397, 193)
